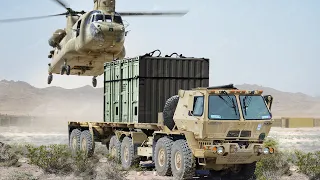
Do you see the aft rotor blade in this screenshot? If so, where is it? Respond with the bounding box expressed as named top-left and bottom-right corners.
top-left (0, 13), bottom-right (67, 23)
top-left (51, 0), bottom-right (69, 10)
top-left (118, 11), bottom-right (188, 16)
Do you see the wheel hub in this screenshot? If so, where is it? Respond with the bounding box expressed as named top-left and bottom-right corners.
top-left (124, 146), bottom-right (129, 162)
top-left (72, 137), bottom-right (77, 150)
top-left (158, 148), bottom-right (165, 167)
top-left (81, 138), bottom-right (87, 152)
top-left (111, 146), bottom-right (116, 157)
top-left (174, 151), bottom-right (182, 170)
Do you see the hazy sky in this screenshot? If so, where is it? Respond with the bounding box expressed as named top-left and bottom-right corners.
top-left (0, 0), bottom-right (319, 95)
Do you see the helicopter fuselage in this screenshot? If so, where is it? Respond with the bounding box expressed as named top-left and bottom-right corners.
top-left (48, 10), bottom-right (126, 76)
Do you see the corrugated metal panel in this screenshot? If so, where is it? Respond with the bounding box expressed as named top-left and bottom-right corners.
top-left (104, 55), bottom-right (209, 124)
top-left (138, 78), bottom-right (209, 123)
top-left (139, 57), bottom-right (209, 78)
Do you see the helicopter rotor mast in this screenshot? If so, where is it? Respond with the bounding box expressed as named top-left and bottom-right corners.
top-left (93, 0), bottom-right (116, 13)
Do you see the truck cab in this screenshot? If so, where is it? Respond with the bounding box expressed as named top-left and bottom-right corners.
top-left (155, 84), bottom-right (275, 179)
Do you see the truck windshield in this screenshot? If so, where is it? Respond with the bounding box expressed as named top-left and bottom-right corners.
top-left (208, 95), bottom-right (240, 120)
top-left (240, 95), bottom-right (272, 120)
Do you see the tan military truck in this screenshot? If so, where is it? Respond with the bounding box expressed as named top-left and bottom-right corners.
top-left (68, 52), bottom-right (275, 179)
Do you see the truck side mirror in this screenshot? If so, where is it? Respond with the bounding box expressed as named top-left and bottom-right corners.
top-left (263, 95), bottom-right (273, 110)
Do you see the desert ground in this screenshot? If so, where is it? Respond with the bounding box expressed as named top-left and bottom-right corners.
top-left (1, 124), bottom-right (319, 180)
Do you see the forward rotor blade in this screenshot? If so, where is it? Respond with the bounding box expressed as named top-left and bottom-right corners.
top-left (0, 13), bottom-right (67, 23)
top-left (51, 0), bottom-right (69, 10)
top-left (118, 11), bottom-right (188, 16)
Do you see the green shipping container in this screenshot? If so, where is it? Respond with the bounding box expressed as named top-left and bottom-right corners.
top-left (104, 53), bottom-right (209, 124)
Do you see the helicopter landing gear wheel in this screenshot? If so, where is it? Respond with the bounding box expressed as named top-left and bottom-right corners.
top-left (92, 77), bottom-right (97, 87)
top-left (60, 65), bottom-right (70, 75)
top-left (47, 74), bottom-right (53, 85)
top-left (66, 65), bottom-right (71, 75)
top-left (60, 65), bottom-right (66, 75)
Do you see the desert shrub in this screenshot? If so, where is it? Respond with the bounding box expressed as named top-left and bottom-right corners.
top-left (0, 142), bottom-right (19, 167)
top-left (255, 138), bottom-right (291, 180)
top-left (26, 144), bottom-right (73, 174)
top-left (9, 142), bottom-right (33, 157)
top-left (72, 150), bottom-right (99, 178)
top-left (25, 143), bottom-right (128, 179)
top-left (292, 150), bottom-right (320, 180)
top-left (96, 158), bottom-right (129, 180)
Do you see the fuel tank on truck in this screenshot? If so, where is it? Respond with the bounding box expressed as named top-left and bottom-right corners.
top-left (48, 29), bottom-right (67, 48)
top-left (103, 50), bottom-right (210, 124)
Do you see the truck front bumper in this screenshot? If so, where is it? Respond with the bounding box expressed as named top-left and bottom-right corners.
top-left (194, 143), bottom-right (275, 164)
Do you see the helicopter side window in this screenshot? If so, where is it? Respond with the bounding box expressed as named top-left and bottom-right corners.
top-left (113, 15), bottom-right (123, 24)
top-left (105, 15), bottom-right (112, 23)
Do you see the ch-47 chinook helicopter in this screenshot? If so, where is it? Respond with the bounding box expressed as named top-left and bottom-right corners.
top-left (0, 0), bottom-right (187, 87)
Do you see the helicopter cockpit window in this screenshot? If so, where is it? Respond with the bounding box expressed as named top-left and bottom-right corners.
top-left (93, 14), bottom-right (104, 22)
top-left (105, 15), bottom-right (112, 23)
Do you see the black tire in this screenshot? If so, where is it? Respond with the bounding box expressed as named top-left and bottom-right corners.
top-left (154, 137), bottom-right (174, 176)
top-left (240, 162), bottom-right (257, 180)
top-left (66, 65), bottom-right (71, 75)
top-left (171, 140), bottom-right (196, 179)
top-left (69, 129), bottom-right (81, 155)
top-left (163, 95), bottom-right (179, 130)
top-left (109, 135), bottom-right (121, 161)
top-left (80, 130), bottom-right (95, 157)
top-left (222, 162), bottom-right (257, 180)
top-left (121, 137), bottom-right (140, 170)
top-left (92, 78), bottom-right (97, 87)
top-left (60, 65), bottom-right (66, 75)
top-left (47, 75), bottom-right (53, 85)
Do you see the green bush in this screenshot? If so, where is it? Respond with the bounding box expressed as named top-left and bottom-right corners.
top-left (26, 144), bottom-right (73, 175)
top-left (255, 138), bottom-right (291, 180)
top-left (292, 150), bottom-right (320, 180)
top-left (24, 143), bottom-right (129, 179)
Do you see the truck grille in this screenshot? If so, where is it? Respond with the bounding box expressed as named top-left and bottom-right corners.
top-left (227, 130), bottom-right (251, 138)
top-left (198, 141), bottom-right (213, 149)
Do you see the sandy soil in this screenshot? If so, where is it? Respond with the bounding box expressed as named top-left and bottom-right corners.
top-left (1, 126), bottom-right (319, 180)
top-left (1, 126), bottom-right (320, 152)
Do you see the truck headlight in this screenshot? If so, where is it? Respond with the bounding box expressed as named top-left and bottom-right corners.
top-left (217, 146), bottom-right (224, 155)
top-left (263, 147), bottom-right (269, 154)
top-left (269, 147), bottom-right (274, 154)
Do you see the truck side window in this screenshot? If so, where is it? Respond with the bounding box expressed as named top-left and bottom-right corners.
top-left (192, 96), bottom-right (204, 116)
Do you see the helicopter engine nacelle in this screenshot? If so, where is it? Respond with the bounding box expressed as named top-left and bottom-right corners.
top-left (48, 29), bottom-right (66, 48)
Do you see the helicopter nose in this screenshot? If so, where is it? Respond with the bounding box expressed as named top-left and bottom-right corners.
top-left (91, 23), bottom-right (125, 43)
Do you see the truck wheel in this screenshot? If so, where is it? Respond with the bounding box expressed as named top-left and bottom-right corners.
top-left (154, 137), bottom-right (174, 176)
top-left (121, 136), bottom-right (140, 170)
top-left (163, 95), bottom-right (179, 130)
top-left (69, 129), bottom-right (81, 155)
top-left (171, 139), bottom-right (196, 179)
top-left (109, 135), bottom-right (121, 161)
top-left (80, 130), bottom-right (95, 157)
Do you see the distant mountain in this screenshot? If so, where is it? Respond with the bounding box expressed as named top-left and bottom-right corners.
top-left (0, 80), bottom-right (103, 120)
top-left (0, 80), bottom-right (319, 119)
